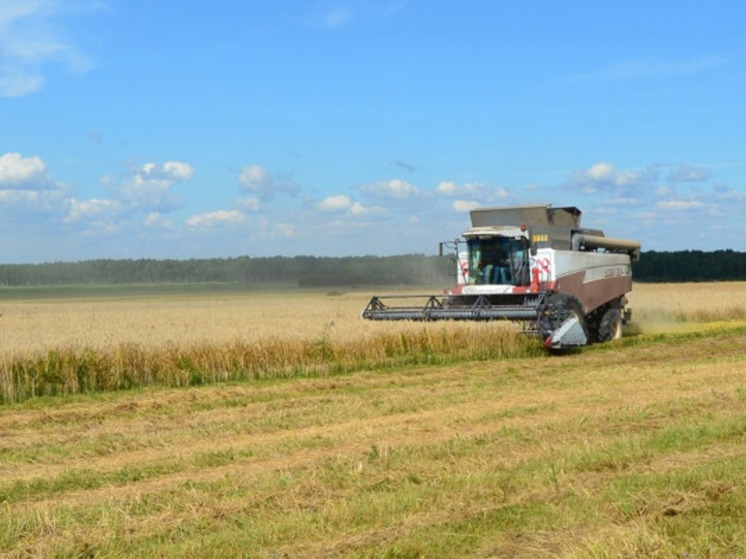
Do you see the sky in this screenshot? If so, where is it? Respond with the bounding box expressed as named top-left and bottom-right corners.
top-left (1, 0), bottom-right (745, 263)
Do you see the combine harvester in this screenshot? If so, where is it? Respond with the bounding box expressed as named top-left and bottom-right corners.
top-left (362, 204), bottom-right (641, 349)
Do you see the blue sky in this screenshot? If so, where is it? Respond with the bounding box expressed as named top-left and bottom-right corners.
top-left (1, 0), bottom-right (745, 263)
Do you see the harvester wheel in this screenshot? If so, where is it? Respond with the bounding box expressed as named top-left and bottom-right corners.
top-left (538, 293), bottom-right (588, 343)
top-left (597, 308), bottom-right (623, 342)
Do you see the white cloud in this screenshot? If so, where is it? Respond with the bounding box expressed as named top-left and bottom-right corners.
top-left (237, 196), bottom-right (262, 212)
top-left (0, 152), bottom-right (53, 188)
top-left (656, 200), bottom-right (704, 211)
top-left (436, 181), bottom-right (457, 196)
top-left (0, 189), bottom-right (66, 213)
top-left (238, 164), bottom-right (297, 201)
top-left (65, 198), bottom-right (122, 222)
top-left (606, 197), bottom-right (641, 207)
top-left (586, 162), bottom-right (614, 181)
top-left (142, 161), bottom-right (195, 181)
top-left (239, 165), bottom-right (270, 191)
top-left (654, 186), bottom-right (674, 197)
top-left (435, 180), bottom-right (510, 204)
top-left (316, 194), bottom-right (382, 217)
top-left (714, 186), bottom-right (746, 200)
top-left (667, 164), bottom-right (712, 183)
top-left (360, 178), bottom-right (417, 199)
top-left (186, 209), bottom-right (247, 229)
top-left (108, 160), bottom-right (194, 212)
top-left (350, 202), bottom-right (372, 216)
top-left (144, 212), bottom-right (172, 228)
top-left (317, 194), bottom-right (353, 212)
top-left (569, 162), bottom-right (650, 195)
top-left (0, 0), bottom-right (102, 97)
top-left (453, 200), bottom-right (481, 212)
top-left (163, 161), bottom-right (196, 180)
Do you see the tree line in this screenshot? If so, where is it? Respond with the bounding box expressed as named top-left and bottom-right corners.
top-left (631, 250), bottom-right (746, 282)
top-left (0, 255), bottom-right (453, 288)
top-left (0, 250), bottom-right (743, 288)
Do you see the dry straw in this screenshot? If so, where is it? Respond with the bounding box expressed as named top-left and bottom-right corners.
top-left (0, 323), bottom-right (538, 403)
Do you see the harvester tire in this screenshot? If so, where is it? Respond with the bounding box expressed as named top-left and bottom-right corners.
top-left (597, 308), bottom-right (623, 342)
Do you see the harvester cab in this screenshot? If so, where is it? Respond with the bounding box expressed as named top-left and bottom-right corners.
top-left (362, 204), bottom-right (641, 350)
top-left (462, 226), bottom-right (531, 289)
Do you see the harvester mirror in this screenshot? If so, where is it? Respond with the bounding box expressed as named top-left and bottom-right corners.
top-left (439, 239), bottom-right (461, 256)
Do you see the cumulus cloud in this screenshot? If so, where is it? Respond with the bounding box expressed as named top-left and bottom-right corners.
top-left (239, 165), bottom-right (270, 191)
top-left (61, 159), bottom-right (195, 225)
top-left (585, 162), bottom-right (614, 181)
top-left (452, 200), bottom-right (481, 212)
top-left (0, 152), bottom-right (55, 189)
top-left (141, 161), bottom-right (195, 181)
top-left (238, 164), bottom-right (297, 201)
top-left (186, 209), bottom-right (247, 229)
top-left (106, 160), bottom-right (195, 212)
top-left (0, 188), bottom-right (65, 212)
top-left (162, 161), bottom-right (196, 180)
top-left (316, 194), bottom-right (382, 217)
top-left (606, 197), bottom-right (641, 207)
top-left (568, 162), bottom-right (650, 195)
top-left (656, 199), bottom-right (705, 211)
top-left (0, 152), bottom-right (71, 219)
top-left (435, 180), bottom-right (510, 205)
top-left (237, 196), bottom-right (263, 212)
top-left (667, 164), bottom-right (712, 183)
top-left (317, 194), bottom-right (353, 212)
top-left (0, 0), bottom-right (101, 97)
top-left (359, 178), bottom-right (417, 199)
top-left (65, 198), bottom-right (123, 223)
top-left (144, 212), bottom-right (172, 228)
top-left (350, 202), bottom-right (376, 216)
top-left (713, 185), bottom-right (746, 201)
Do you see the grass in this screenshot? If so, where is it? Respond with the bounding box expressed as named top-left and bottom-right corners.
top-left (2, 283), bottom-right (746, 556)
top-left (2, 332), bottom-right (746, 557)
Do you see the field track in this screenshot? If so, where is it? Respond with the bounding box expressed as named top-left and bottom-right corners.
top-left (2, 320), bottom-right (746, 557)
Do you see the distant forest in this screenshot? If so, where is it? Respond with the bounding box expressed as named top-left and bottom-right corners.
top-left (0, 255), bottom-right (452, 288)
top-left (0, 250), bottom-right (743, 287)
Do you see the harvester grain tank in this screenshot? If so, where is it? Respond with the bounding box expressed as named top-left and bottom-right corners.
top-left (362, 204), bottom-right (641, 349)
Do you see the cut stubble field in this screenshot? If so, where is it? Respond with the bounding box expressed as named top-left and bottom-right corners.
top-left (2, 283), bottom-right (746, 558)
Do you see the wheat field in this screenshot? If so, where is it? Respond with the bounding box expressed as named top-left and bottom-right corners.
top-left (1, 282), bottom-right (745, 403)
top-left (0, 287), bottom-right (536, 403)
top-left (2, 282), bottom-right (744, 351)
